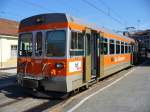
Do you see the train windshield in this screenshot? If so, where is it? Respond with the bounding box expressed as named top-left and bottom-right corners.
top-left (46, 30), bottom-right (66, 57)
top-left (18, 33), bottom-right (33, 57)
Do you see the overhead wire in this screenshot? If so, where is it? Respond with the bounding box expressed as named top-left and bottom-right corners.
top-left (0, 11), bottom-right (23, 19)
top-left (21, 0), bottom-right (55, 12)
top-left (1, 0), bottom-right (127, 30)
top-left (81, 0), bottom-right (126, 27)
top-left (97, 0), bottom-right (128, 27)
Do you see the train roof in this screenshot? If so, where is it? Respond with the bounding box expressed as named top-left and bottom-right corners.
top-left (20, 13), bottom-right (134, 42)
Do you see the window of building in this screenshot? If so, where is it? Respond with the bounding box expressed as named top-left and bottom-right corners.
top-left (70, 32), bottom-right (84, 56)
top-left (35, 32), bottom-right (42, 56)
top-left (109, 39), bottom-right (115, 54)
top-left (116, 41), bottom-right (120, 54)
top-left (11, 45), bottom-right (17, 57)
top-left (121, 42), bottom-right (124, 54)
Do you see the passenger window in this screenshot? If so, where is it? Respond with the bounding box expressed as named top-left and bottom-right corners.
top-left (132, 45), bottom-right (134, 53)
top-left (78, 33), bottom-right (84, 49)
top-left (86, 34), bottom-right (91, 55)
top-left (71, 32), bottom-right (78, 49)
top-left (19, 33), bottom-right (33, 57)
top-left (121, 42), bottom-right (124, 54)
top-left (125, 43), bottom-right (128, 53)
top-left (116, 41), bottom-right (120, 54)
top-left (35, 32), bottom-right (42, 56)
top-left (102, 38), bottom-right (108, 55)
top-left (134, 45), bottom-right (138, 52)
top-left (109, 39), bottom-right (115, 54)
top-left (46, 30), bottom-right (66, 57)
top-left (128, 45), bottom-right (131, 53)
top-left (70, 32), bottom-right (84, 56)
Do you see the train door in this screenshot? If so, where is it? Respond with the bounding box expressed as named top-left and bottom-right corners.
top-left (84, 29), bottom-right (92, 82)
top-left (32, 32), bottom-right (43, 76)
top-left (91, 31), bottom-right (100, 78)
top-left (84, 29), bottom-right (100, 82)
top-left (131, 44), bottom-right (134, 65)
top-left (99, 34), bottom-right (105, 78)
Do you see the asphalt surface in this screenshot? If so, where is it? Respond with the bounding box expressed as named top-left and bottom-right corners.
top-left (0, 69), bottom-right (16, 88)
top-left (0, 69), bottom-right (62, 112)
top-left (1, 59), bottom-right (150, 112)
top-left (64, 59), bottom-right (150, 112)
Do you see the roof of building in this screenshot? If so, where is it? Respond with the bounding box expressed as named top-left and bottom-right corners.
top-left (0, 18), bottom-right (19, 36)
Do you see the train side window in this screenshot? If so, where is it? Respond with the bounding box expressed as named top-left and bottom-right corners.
top-left (70, 32), bottom-right (84, 56)
top-left (132, 45), bottom-right (134, 53)
top-left (35, 32), bottom-right (42, 56)
top-left (109, 39), bottom-right (115, 54)
top-left (103, 38), bottom-right (108, 55)
top-left (125, 43), bottom-right (128, 53)
top-left (128, 45), bottom-right (131, 53)
top-left (78, 33), bottom-right (84, 49)
top-left (71, 32), bottom-right (77, 49)
top-left (131, 45), bottom-right (133, 53)
top-left (46, 30), bottom-right (66, 57)
top-left (116, 41), bottom-right (120, 54)
top-left (86, 34), bottom-right (91, 55)
top-left (100, 37), bottom-right (103, 54)
top-left (135, 45), bottom-right (138, 52)
top-left (121, 42), bottom-right (124, 54)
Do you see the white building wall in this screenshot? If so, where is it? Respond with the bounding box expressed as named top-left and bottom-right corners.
top-left (2, 38), bottom-right (9, 62)
top-left (0, 35), bottom-right (18, 63)
top-left (0, 38), bottom-right (2, 63)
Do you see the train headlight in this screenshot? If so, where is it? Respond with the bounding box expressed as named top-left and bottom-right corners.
top-left (55, 63), bottom-right (64, 69)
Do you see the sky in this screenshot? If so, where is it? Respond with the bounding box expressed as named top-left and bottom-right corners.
top-left (0, 0), bottom-right (150, 32)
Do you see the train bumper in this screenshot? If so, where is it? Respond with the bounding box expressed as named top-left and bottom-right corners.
top-left (17, 73), bottom-right (67, 92)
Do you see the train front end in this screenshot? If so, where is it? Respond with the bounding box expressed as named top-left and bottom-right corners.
top-left (17, 13), bottom-right (74, 93)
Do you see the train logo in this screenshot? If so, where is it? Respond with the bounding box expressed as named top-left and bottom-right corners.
top-left (69, 61), bottom-right (82, 73)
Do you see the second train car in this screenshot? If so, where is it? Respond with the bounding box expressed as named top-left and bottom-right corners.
top-left (17, 13), bottom-right (138, 95)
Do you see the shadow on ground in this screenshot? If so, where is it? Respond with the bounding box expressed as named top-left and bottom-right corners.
top-left (0, 73), bottom-right (63, 112)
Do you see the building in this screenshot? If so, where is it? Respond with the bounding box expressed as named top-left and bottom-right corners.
top-left (0, 18), bottom-right (19, 68)
top-left (128, 30), bottom-right (150, 52)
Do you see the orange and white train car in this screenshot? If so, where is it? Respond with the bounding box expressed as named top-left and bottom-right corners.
top-left (17, 13), bottom-right (137, 94)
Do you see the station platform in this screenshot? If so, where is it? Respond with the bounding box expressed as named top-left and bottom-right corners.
top-left (64, 58), bottom-right (150, 112)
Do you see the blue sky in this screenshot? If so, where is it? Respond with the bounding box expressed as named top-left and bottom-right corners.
top-left (0, 0), bottom-right (150, 31)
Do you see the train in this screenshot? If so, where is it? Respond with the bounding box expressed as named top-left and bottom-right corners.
top-left (17, 13), bottom-right (140, 97)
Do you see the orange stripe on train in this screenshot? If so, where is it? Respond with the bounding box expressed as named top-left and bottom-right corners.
top-left (19, 22), bottom-right (133, 43)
